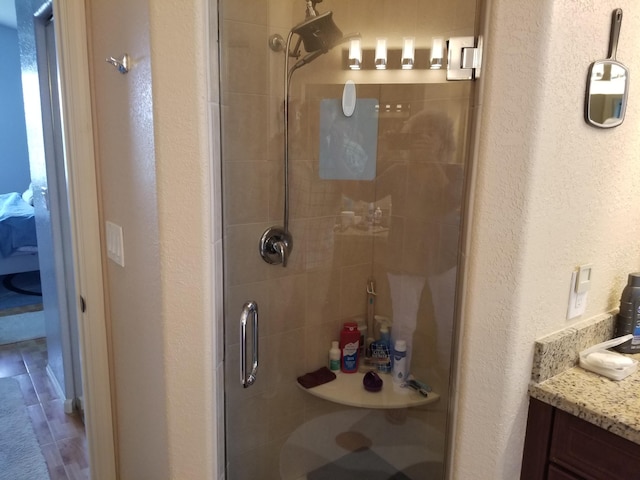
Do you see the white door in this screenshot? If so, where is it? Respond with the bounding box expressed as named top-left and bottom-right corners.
top-left (16, 0), bottom-right (116, 476)
top-left (19, 1), bottom-right (82, 412)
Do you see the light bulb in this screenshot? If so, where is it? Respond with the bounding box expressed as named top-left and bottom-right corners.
top-left (349, 38), bottom-right (362, 70)
top-left (375, 38), bottom-right (387, 70)
top-left (430, 37), bottom-right (444, 69)
top-left (402, 37), bottom-right (415, 70)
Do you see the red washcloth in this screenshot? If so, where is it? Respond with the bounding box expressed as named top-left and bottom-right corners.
top-left (297, 366), bottom-right (336, 389)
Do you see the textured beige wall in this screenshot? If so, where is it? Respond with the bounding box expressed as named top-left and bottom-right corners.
top-left (87, 0), bottom-right (169, 477)
top-left (454, 0), bottom-right (640, 478)
top-left (148, 1), bottom-right (214, 478)
top-left (88, 0), bottom-right (213, 478)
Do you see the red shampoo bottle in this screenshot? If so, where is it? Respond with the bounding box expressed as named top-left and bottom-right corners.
top-left (340, 322), bottom-right (360, 373)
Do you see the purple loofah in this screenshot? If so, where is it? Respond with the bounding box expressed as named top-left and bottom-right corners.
top-left (363, 370), bottom-right (383, 392)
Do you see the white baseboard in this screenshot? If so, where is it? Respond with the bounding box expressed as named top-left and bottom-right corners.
top-left (63, 398), bottom-right (74, 414)
top-left (45, 364), bottom-right (74, 414)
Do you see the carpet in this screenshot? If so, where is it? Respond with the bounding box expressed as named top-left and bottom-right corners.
top-left (0, 378), bottom-right (50, 479)
top-left (0, 271), bottom-right (43, 317)
top-left (0, 311), bottom-right (46, 345)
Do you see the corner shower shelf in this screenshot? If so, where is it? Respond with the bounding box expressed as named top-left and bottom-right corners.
top-left (298, 371), bottom-right (440, 409)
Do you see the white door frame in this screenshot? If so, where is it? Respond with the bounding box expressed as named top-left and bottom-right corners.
top-left (51, 1), bottom-right (117, 477)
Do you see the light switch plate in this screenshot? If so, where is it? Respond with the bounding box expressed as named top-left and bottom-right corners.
top-left (575, 263), bottom-right (593, 293)
top-left (106, 221), bottom-right (125, 267)
top-left (567, 270), bottom-right (588, 319)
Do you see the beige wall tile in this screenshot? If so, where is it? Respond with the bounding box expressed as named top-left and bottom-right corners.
top-left (223, 161), bottom-right (271, 224)
top-left (266, 329), bottom-right (308, 377)
top-left (268, 0), bottom-right (296, 31)
top-left (221, 0), bottom-right (267, 23)
top-left (303, 321), bottom-right (343, 371)
top-left (224, 223), bottom-right (272, 286)
top-left (222, 93), bottom-right (269, 162)
top-left (221, 21), bottom-right (269, 95)
top-left (415, 0), bottom-right (475, 37)
top-left (339, 263), bottom-right (374, 319)
top-left (303, 217), bottom-right (340, 271)
top-left (266, 274), bottom-right (308, 335)
top-left (336, 231), bottom-right (374, 266)
top-left (373, 215), bottom-right (405, 272)
top-left (305, 268), bottom-right (341, 326)
top-left (266, 380), bottom-right (306, 420)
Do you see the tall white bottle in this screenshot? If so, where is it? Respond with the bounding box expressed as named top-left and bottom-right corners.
top-left (392, 340), bottom-right (407, 383)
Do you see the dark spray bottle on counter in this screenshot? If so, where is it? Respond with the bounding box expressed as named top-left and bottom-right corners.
top-left (614, 272), bottom-right (640, 353)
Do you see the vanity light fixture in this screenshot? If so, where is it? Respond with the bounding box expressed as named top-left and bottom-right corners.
top-left (401, 37), bottom-right (415, 70)
top-left (375, 38), bottom-right (387, 70)
top-left (349, 38), bottom-right (362, 70)
top-left (430, 37), bottom-right (444, 69)
top-left (340, 37), bottom-right (454, 71)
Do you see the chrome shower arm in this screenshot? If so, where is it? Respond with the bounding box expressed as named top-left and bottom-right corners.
top-left (283, 30), bottom-right (295, 235)
top-left (261, 16), bottom-right (351, 268)
top-left (259, 31), bottom-right (296, 269)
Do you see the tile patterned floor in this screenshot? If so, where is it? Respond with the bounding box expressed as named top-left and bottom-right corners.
top-left (0, 338), bottom-right (89, 480)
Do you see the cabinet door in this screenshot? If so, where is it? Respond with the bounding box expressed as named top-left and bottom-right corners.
top-left (521, 398), bottom-right (554, 480)
top-left (547, 464), bottom-right (582, 480)
top-left (551, 409), bottom-right (640, 480)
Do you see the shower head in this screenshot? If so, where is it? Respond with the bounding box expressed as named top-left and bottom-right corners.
top-left (291, 32), bottom-right (362, 71)
top-left (291, 11), bottom-right (343, 54)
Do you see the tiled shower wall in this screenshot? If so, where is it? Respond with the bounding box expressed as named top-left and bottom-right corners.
top-left (218, 0), bottom-right (475, 477)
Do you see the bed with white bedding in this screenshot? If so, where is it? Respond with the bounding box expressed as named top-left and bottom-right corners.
top-left (0, 192), bottom-right (39, 276)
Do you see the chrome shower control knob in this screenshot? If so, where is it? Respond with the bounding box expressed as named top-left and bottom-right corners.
top-left (259, 227), bottom-right (293, 267)
top-left (268, 34), bottom-right (285, 52)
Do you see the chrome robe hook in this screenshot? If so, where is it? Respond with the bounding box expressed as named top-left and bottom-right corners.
top-left (106, 54), bottom-right (130, 74)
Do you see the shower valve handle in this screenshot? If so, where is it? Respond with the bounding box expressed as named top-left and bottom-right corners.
top-left (259, 227), bottom-right (293, 267)
top-left (273, 240), bottom-right (288, 267)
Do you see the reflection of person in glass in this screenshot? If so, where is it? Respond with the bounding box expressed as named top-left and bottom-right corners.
top-left (402, 109), bottom-right (455, 164)
top-left (397, 109), bottom-right (462, 401)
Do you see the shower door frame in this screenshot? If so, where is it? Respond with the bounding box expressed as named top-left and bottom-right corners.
top-left (217, 0), bottom-right (484, 477)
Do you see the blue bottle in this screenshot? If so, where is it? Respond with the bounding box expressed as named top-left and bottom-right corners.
top-left (374, 325), bottom-right (391, 373)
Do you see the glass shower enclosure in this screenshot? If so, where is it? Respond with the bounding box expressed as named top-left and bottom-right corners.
top-left (220, 0), bottom-right (478, 477)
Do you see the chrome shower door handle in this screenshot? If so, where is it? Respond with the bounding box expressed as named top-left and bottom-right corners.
top-left (240, 301), bottom-right (259, 388)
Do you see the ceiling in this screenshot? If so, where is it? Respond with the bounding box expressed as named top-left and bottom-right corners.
top-left (0, 0), bottom-right (16, 29)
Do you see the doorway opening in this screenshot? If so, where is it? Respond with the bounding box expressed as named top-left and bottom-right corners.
top-left (0, 0), bottom-right (116, 477)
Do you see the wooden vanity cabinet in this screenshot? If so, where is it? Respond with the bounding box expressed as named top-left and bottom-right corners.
top-left (521, 397), bottom-right (640, 480)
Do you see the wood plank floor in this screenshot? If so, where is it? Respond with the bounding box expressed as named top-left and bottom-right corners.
top-left (0, 338), bottom-right (89, 479)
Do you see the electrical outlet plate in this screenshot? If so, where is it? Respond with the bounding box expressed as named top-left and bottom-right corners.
top-left (567, 270), bottom-right (589, 319)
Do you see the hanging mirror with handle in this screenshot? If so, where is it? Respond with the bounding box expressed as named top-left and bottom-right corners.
top-left (584, 8), bottom-right (629, 129)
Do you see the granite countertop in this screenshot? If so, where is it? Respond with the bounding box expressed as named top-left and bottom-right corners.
top-left (528, 312), bottom-right (640, 445)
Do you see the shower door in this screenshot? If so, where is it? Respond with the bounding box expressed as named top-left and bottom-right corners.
top-left (220, 0), bottom-right (479, 478)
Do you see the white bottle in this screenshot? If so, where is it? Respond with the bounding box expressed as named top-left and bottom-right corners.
top-left (392, 340), bottom-right (407, 383)
top-left (329, 341), bottom-right (341, 371)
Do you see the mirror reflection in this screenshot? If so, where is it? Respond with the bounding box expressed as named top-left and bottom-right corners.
top-left (585, 60), bottom-right (628, 128)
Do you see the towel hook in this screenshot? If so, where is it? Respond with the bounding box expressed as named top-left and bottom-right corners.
top-left (106, 54), bottom-right (130, 74)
